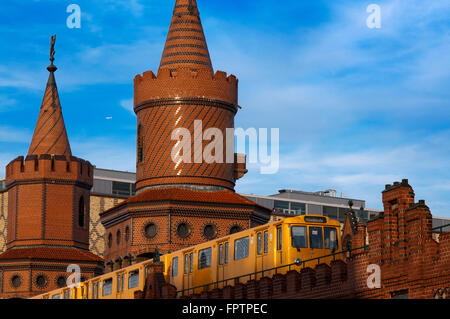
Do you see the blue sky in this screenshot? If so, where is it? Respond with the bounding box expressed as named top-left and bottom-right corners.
top-left (0, 0), bottom-right (449, 217)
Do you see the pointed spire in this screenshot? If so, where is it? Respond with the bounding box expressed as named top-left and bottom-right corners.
top-left (158, 0), bottom-right (213, 73)
top-left (27, 35), bottom-right (72, 157)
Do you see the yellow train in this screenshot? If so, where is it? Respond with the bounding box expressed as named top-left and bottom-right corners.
top-left (32, 215), bottom-right (341, 299)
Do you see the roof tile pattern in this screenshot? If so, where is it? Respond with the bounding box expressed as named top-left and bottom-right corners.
top-left (0, 247), bottom-right (103, 262)
top-left (159, 0), bottom-right (213, 72)
top-left (101, 187), bottom-right (264, 215)
top-left (27, 70), bottom-right (72, 157)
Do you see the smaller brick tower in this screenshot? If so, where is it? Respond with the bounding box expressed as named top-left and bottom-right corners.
top-left (0, 37), bottom-right (103, 298)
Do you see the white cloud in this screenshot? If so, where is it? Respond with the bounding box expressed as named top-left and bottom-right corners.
top-left (120, 99), bottom-right (134, 114)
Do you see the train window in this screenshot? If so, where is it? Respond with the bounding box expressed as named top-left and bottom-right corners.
top-left (172, 257), bottom-right (179, 277)
top-left (63, 289), bottom-right (71, 299)
top-left (121, 274), bottom-right (125, 291)
top-left (264, 231), bottom-right (269, 253)
top-left (198, 248), bottom-right (212, 269)
top-left (224, 243), bottom-right (229, 264)
top-left (219, 245), bottom-right (223, 265)
top-left (324, 227), bottom-right (338, 250)
top-left (189, 253), bottom-right (194, 273)
top-left (257, 233), bottom-right (262, 255)
top-left (128, 270), bottom-right (140, 289)
top-left (117, 274), bottom-right (121, 292)
top-left (309, 227), bottom-right (323, 249)
top-left (103, 278), bottom-right (113, 296)
top-left (276, 227), bottom-right (282, 250)
top-left (234, 236), bottom-right (249, 260)
top-left (291, 226), bottom-right (307, 248)
top-left (52, 294), bottom-right (61, 299)
top-left (184, 254), bottom-right (189, 274)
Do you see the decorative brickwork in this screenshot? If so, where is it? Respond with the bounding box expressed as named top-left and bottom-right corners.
top-left (0, 191), bottom-right (7, 252)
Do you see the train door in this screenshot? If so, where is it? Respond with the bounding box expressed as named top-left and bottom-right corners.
top-left (275, 226), bottom-right (284, 269)
top-left (217, 242), bottom-right (229, 288)
top-left (255, 231), bottom-right (269, 279)
top-left (116, 272), bottom-right (125, 299)
top-left (182, 252), bottom-right (194, 295)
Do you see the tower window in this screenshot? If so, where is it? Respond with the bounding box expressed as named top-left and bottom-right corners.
top-left (78, 197), bottom-right (85, 227)
top-left (137, 124), bottom-right (143, 163)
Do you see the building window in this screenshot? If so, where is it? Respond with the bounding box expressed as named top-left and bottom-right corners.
top-left (108, 233), bottom-right (113, 248)
top-left (291, 202), bottom-right (306, 215)
top-left (112, 181), bottom-right (135, 196)
top-left (11, 275), bottom-right (22, 288)
top-left (56, 276), bottom-right (66, 288)
top-left (323, 206), bottom-right (338, 220)
top-left (116, 230), bottom-right (121, 245)
top-left (78, 197), bottom-right (85, 227)
top-left (229, 225), bottom-right (241, 234)
top-left (198, 248), bottom-right (212, 269)
top-left (177, 222), bottom-right (191, 239)
top-left (144, 223), bottom-right (157, 238)
top-left (203, 224), bottom-right (217, 240)
top-left (137, 124), bottom-right (143, 163)
top-left (234, 236), bottom-right (249, 260)
top-left (35, 275), bottom-right (48, 288)
top-left (125, 226), bottom-right (130, 242)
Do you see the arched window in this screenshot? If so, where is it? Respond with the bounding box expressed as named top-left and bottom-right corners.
top-left (137, 124), bottom-right (143, 163)
top-left (78, 197), bottom-right (85, 227)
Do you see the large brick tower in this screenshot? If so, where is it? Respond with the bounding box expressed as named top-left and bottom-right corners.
top-left (100, 0), bottom-right (270, 270)
top-left (134, 0), bottom-right (240, 192)
top-left (0, 38), bottom-right (103, 298)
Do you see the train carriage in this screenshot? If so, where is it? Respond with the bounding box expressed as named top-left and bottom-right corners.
top-left (32, 215), bottom-right (341, 299)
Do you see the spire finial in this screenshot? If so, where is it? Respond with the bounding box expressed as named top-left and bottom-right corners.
top-left (47, 35), bottom-right (57, 73)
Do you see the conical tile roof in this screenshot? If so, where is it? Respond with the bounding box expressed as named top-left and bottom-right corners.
top-left (159, 0), bottom-right (213, 73)
top-left (27, 63), bottom-right (72, 157)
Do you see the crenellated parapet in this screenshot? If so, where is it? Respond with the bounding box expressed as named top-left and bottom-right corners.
top-left (134, 68), bottom-right (238, 112)
top-left (5, 154), bottom-right (93, 190)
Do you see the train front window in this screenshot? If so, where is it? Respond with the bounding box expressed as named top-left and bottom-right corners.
top-left (309, 226), bottom-right (323, 249)
top-left (198, 248), bottom-right (212, 269)
top-left (128, 270), bottom-right (140, 289)
top-left (291, 226), bottom-right (307, 248)
top-left (324, 227), bottom-right (338, 250)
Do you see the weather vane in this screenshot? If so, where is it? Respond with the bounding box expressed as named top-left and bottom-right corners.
top-left (49, 35), bottom-right (56, 65)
